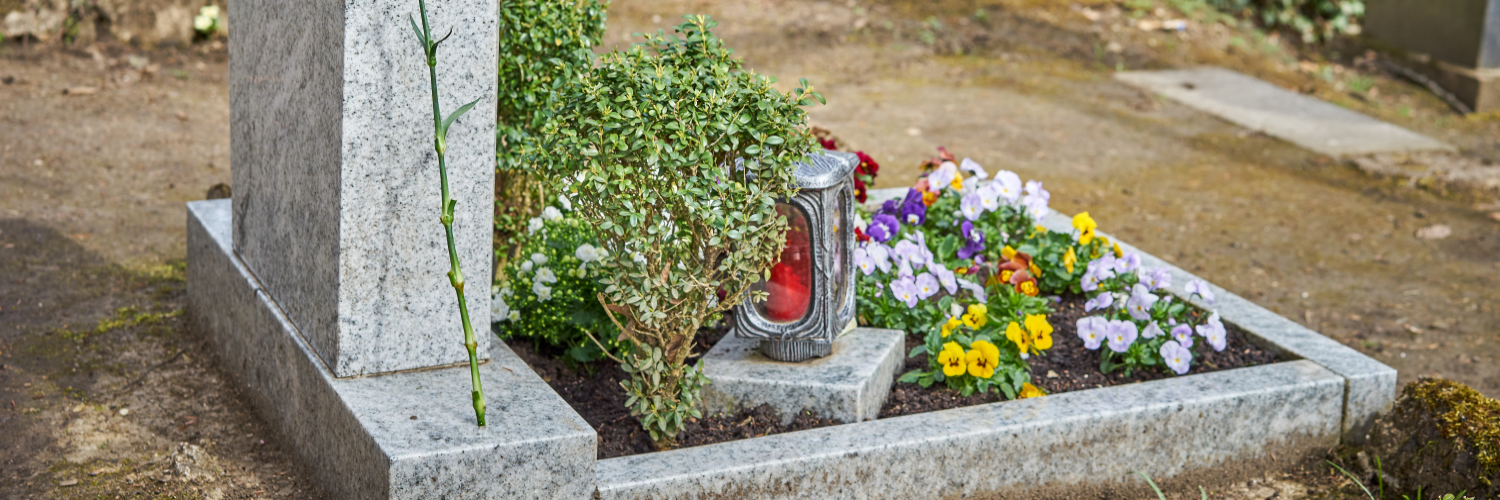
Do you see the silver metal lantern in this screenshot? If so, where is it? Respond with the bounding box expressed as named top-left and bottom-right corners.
top-left (733, 151), bottom-right (859, 362)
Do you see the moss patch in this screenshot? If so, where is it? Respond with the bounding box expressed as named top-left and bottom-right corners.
top-left (1409, 378), bottom-right (1500, 476)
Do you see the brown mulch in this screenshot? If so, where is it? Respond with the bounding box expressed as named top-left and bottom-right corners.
top-left (509, 295), bottom-right (1280, 458)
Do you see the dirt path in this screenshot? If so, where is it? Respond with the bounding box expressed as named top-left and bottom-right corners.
top-left (2, 0), bottom-right (1497, 498)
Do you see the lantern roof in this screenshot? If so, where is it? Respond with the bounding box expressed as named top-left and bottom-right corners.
top-left (792, 151), bottom-right (859, 190)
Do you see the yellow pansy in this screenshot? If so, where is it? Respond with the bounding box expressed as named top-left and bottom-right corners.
top-left (966, 340), bottom-right (1000, 379)
top-left (1001, 245), bottom-right (1017, 261)
top-left (962, 304), bottom-right (988, 329)
top-left (1006, 314), bottom-right (1054, 356)
top-left (922, 189), bottom-right (939, 207)
top-left (1023, 314), bottom-right (1054, 351)
top-left (1028, 260), bottom-right (1041, 278)
top-left (1019, 383), bottom-right (1044, 399)
top-left (951, 176), bottom-right (964, 190)
top-left (1073, 212), bottom-right (1098, 245)
top-left (1034, 224), bottom-right (1048, 236)
top-left (938, 342), bottom-right (967, 377)
top-left (1018, 280), bottom-right (1040, 297)
top-left (997, 269), bottom-right (1014, 284)
top-left (1063, 246), bottom-right (1077, 273)
top-left (940, 316), bottom-right (963, 338)
top-left (1112, 241), bottom-right (1124, 258)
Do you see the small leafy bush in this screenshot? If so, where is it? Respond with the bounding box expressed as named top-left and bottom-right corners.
top-left (497, 0), bottom-right (608, 171)
top-left (536, 15), bottom-right (823, 448)
top-left (1202, 0), bottom-right (1364, 43)
top-left (492, 198), bottom-right (625, 366)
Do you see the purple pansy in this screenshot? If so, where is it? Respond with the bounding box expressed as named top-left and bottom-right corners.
top-left (1083, 292), bottom-right (1114, 312)
top-left (866, 242), bottom-right (892, 273)
top-left (957, 278), bottom-right (987, 303)
top-left (1185, 279), bottom-right (1216, 305)
top-left (1106, 320), bottom-right (1139, 353)
top-left (900, 195), bottom-right (927, 226)
top-left (855, 247), bottom-right (876, 276)
top-left (958, 221), bottom-right (986, 259)
top-left (1196, 311), bottom-right (1227, 352)
top-left (1142, 267), bottom-right (1172, 291)
top-left (890, 277), bottom-right (919, 308)
top-left (1077, 316), bottom-right (1108, 350)
top-left (928, 261), bottom-right (959, 295)
top-left (913, 273), bottom-right (940, 299)
top-left (868, 214), bottom-right (899, 243)
top-left (1160, 340), bottom-right (1193, 375)
top-left (960, 191), bottom-right (984, 221)
top-left (993, 170), bottom-right (1023, 203)
top-left (1114, 253), bottom-right (1142, 275)
top-left (1125, 283), bottom-right (1158, 321)
top-left (878, 199), bottom-right (901, 217)
top-left (928, 162), bottom-right (959, 192)
top-left (1081, 258), bottom-right (1116, 292)
top-left (1171, 324), bottom-right (1194, 349)
top-left (1142, 321), bottom-right (1165, 339)
top-left (977, 182), bottom-right (1003, 212)
top-left (960, 158), bottom-right (988, 179)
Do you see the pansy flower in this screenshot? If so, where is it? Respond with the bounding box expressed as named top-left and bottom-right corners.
top-left (940, 315), bottom-right (963, 338)
top-left (1105, 320), bottom-right (1138, 353)
top-left (1077, 316), bottom-right (1108, 350)
top-left (1160, 340), bottom-right (1193, 375)
top-left (1072, 212), bottom-right (1098, 244)
top-left (928, 261), bottom-right (959, 294)
top-left (890, 277), bottom-right (920, 308)
top-left (960, 157), bottom-right (988, 180)
top-left (1010, 269), bottom-right (1040, 297)
top-left (1006, 314), bottom-right (1054, 358)
top-left (958, 221), bottom-right (986, 259)
top-left (928, 161), bottom-right (960, 193)
top-left (977, 182), bottom-right (1003, 212)
top-left (1063, 246), bottom-right (1078, 274)
top-left (914, 273), bottom-right (940, 300)
top-left (966, 340), bottom-right (1000, 379)
top-left (866, 242), bottom-right (892, 273)
top-left (878, 199), bottom-right (901, 217)
top-left (993, 170), bottom-right (1023, 203)
top-left (962, 303), bottom-right (988, 329)
top-left (1185, 279), bottom-right (1216, 305)
top-left (855, 247), bottom-right (876, 276)
top-left (960, 191), bottom-right (984, 221)
top-left (867, 214), bottom-right (899, 243)
top-left (1125, 283), bottom-right (1158, 321)
top-left (938, 342), bottom-right (967, 377)
top-left (1143, 267), bottom-right (1171, 291)
top-left (1019, 383), bottom-right (1044, 399)
top-left (1142, 321), bottom-right (1165, 339)
top-left (1171, 324), bottom-right (1194, 348)
top-left (957, 278), bottom-right (988, 303)
top-left (1083, 292), bottom-right (1113, 312)
top-left (900, 190), bottom-right (927, 226)
top-left (1114, 253), bottom-right (1142, 275)
top-left (1196, 312), bottom-right (1227, 352)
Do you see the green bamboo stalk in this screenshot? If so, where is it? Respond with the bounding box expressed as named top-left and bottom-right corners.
top-left (410, 0), bottom-right (486, 427)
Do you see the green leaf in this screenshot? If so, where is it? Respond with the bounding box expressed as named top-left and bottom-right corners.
top-left (408, 15), bottom-right (427, 47)
top-left (441, 97), bottom-right (483, 138)
top-left (898, 370), bottom-right (923, 384)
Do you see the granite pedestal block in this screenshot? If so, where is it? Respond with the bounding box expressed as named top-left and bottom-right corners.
top-left (230, 0), bottom-right (497, 377)
top-left (188, 200), bottom-right (595, 500)
top-left (1365, 0), bottom-right (1498, 112)
top-left (702, 328), bottom-right (904, 425)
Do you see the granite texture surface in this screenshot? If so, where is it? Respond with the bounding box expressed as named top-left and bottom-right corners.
top-left (188, 200), bottom-right (594, 500)
top-left (1115, 68), bottom-right (1452, 157)
top-left (230, 0), bottom-right (496, 377)
top-left (703, 328), bottom-right (904, 425)
top-left (1035, 212), bottom-right (1398, 442)
top-left (598, 360), bottom-right (1344, 500)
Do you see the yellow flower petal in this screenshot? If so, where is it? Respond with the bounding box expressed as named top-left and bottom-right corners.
top-left (1001, 245), bottom-right (1017, 260)
top-left (1005, 322), bottom-right (1026, 351)
top-left (1019, 383), bottom-right (1044, 399)
top-left (1063, 246), bottom-right (1077, 273)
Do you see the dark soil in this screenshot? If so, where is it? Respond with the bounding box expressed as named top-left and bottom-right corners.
top-left (508, 320), bottom-right (840, 459)
top-left (510, 294), bottom-right (1280, 458)
top-left (882, 294), bottom-right (1281, 418)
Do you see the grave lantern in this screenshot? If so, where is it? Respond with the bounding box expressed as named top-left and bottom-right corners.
top-left (733, 151), bottom-right (859, 362)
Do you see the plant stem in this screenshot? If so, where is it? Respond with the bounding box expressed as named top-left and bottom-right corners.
top-left (416, 0), bottom-right (486, 427)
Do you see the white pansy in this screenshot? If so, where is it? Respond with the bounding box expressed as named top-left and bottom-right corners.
top-left (541, 206), bottom-right (563, 221)
top-left (527, 217), bottom-right (543, 234)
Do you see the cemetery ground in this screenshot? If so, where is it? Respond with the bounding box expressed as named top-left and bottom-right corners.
top-left (1, 0), bottom-right (1498, 498)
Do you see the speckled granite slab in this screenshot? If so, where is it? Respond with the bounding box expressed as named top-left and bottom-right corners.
top-left (702, 328), bottom-right (904, 425)
top-left (188, 200), bottom-right (594, 500)
top-left (598, 360), bottom-right (1344, 499)
top-left (229, 0), bottom-right (496, 378)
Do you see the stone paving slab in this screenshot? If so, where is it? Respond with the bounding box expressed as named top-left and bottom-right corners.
top-left (702, 328), bottom-right (905, 425)
top-left (597, 360), bottom-right (1343, 500)
top-left (186, 200), bottom-right (595, 500)
top-left (1115, 67), bottom-right (1453, 157)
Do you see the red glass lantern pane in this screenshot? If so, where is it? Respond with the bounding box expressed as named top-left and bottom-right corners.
top-left (756, 203), bottom-right (813, 323)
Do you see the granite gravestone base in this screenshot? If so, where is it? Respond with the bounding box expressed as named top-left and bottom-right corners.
top-left (701, 328), bottom-right (905, 425)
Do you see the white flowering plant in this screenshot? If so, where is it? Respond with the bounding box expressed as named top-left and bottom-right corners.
top-left (492, 198), bottom-right (626, 366)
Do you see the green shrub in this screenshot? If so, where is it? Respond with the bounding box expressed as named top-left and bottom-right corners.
top-left (1203, 0), bottom-right (1364, 43)
top-left (536, 15), bottom-right (822, 448)
top-left (497, 0), bottom-right (608, 171)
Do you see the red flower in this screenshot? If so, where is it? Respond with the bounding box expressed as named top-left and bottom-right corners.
top-left (820, 137), bottom-right (838, 150)
top-left (855, 226), bottom-right (871, 243)
top-left (855, 151), bottom-right (880, 177)
top-left (853, 177), bottom-right (868, 203)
